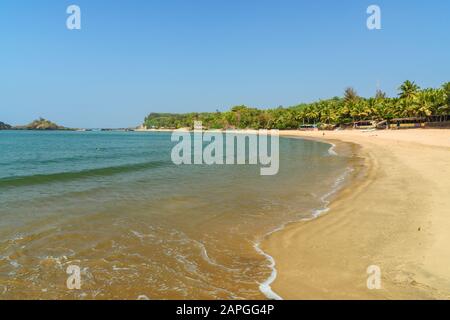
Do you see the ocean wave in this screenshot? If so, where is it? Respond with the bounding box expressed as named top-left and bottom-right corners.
top-left (0, 160), bottom-right (170, 188)
top-left (0, 150), bottom-right (157, 167)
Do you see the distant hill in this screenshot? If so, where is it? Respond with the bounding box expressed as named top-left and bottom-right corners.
top-left (16, 118), bottom-right (69, 130)
top-left (0, 121), bottom-right (12, 130)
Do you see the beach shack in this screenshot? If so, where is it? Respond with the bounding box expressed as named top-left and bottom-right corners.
top-left (353, 120), bottom-right (377, 130)
top-left (299, 124), bottom-right (319, 131)
top-left (391, 118), bottom-right (426, 129)
top-left (424, 115), bottom-right (450, 128)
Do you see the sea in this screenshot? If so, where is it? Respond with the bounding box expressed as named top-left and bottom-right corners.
top-left (0, 130), bottom-right (356, 299)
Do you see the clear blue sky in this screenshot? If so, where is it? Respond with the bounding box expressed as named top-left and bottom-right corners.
top-left (1, 0), bottom-right (449, 128)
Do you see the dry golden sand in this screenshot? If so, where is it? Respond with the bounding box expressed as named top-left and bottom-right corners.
top-left (262, 129), bottom-right (450, 299)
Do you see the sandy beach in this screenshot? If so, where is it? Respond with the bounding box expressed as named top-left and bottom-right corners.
top-left (262, 129), bottom-right (450, 299)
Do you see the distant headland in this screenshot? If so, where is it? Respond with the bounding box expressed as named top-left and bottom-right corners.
top-left (0, 118), bottom-right (138, 132)
top-left (0, 118), bottom-right (72, 131)
top-left (0, 121), bottom-right (12, 130)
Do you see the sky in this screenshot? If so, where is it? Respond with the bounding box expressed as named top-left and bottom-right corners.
top-left (0, 0), bottom-right (449, 128)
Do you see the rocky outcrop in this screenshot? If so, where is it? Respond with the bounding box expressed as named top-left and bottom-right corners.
top-left (25, 118), bottom-right (65, 130)
top-left (0, 121), bottom-right (12, 130)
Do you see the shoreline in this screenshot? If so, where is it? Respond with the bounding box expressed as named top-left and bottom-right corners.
top-left (256, 137), bottom-right (361, 300)
top-left (261, 128), bottom-right (450, 299)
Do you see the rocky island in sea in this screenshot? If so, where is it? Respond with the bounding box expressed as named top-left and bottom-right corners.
top-left (12, 118), bottom-right (73, 131)
top-left (0, 121), bottom-right (12, 130)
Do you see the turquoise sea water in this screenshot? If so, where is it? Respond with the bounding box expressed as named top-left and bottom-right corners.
top-left (0, 131), bottom-right (353, 299)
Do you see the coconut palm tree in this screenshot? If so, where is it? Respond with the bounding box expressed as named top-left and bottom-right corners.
top-left (435, 83), bottom-right (450, 120)
top-left (442, 82), bottom-right (450, 110)
top-left (398, 80), bottom-right (420, 100)
top-left (398, 80), bottom-right (421, 118)
top-left (375, 89), bottom-right (387, 100)
top-left (414, 90), bottom-right (434, 118)
top-left (365, 98), bottom-right (378, 120)
top-left (320, 102), bottom-right (338, 124)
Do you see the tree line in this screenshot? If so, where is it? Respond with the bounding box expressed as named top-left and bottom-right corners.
top-left (144, 81), bottom-right (450, 130)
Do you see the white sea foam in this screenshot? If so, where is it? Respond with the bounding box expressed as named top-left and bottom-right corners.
top-left (328, 143), bottom-right (338, 156)
top-left (254, 241), bottom-right (283, 300)
top-left (9, 259), bottom-right (21, 269)
top-left (255, 162), bottom-right (353, 300)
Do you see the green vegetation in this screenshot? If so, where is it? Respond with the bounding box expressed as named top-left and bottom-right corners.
top-left (144, 81), bottom-right (450, 130)
top-left (0, 121), bottom-right (12, 130)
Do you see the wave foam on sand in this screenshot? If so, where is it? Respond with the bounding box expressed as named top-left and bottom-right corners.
top-left (262, 129), bottom-right (450, 299)
top-left (255, 141), bottom-right (351, 300)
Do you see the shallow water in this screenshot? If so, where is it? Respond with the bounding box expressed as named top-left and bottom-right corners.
top-left (0, 131), bottom-right (352, 299)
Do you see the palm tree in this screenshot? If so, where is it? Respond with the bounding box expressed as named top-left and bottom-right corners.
top-left (414, 90), bottom-right (433, 118)
top-left (306, 107), bottom-right (319, 124)
top-left (374, 99), bottom-right (393, 121)
top-left (437, 83), bottom-right (450, 120)
top-left (365, 98), bottom-right (377, 120)
top-left (375, 89), bottom-right (387, 100)
top-left (398, 80), bottom-right (420, 100)
top-left (443, 82), bottom-right (450, 108)
top-left (344, 87), bottom-right (359, 103)
top-left (398, 81), bottom-right (421, 119)
top-left (339, 104), bottom-right (352, 123)
top-left (320, 102), bottom-right (337, 124)
top-left (349, 101), bottom-right (362, 121)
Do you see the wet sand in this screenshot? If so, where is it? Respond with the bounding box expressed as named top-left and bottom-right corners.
top-left (262, 129), bottom-right (450, 299)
